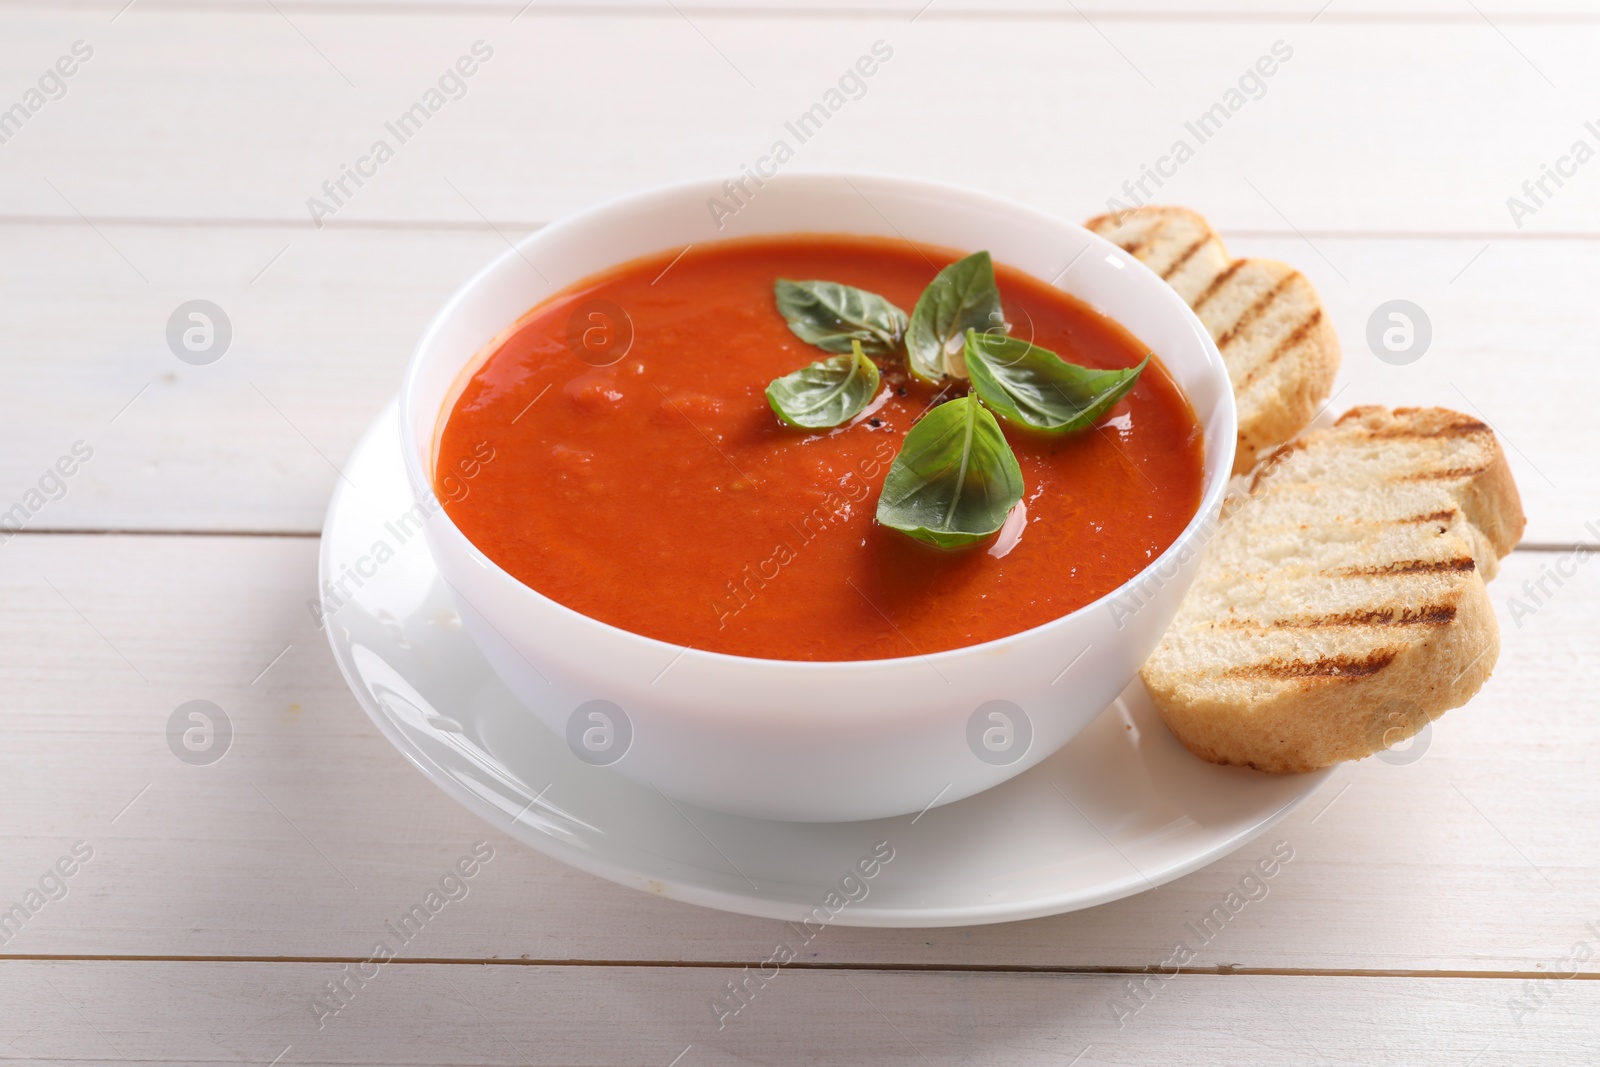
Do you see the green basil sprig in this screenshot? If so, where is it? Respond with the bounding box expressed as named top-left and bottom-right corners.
top-left (765, 249), bottom-right (1150, 552)
top-left (774, 278), bottom-right (908, 354)
top-left (904, 251), bottom-right (1005, 383)
top-left (765, 340), bottom-right (882, 430)
top-left (875, 395), bottom-right (1024, 549)
top-left (963, 330), bottom-right (1150, 434)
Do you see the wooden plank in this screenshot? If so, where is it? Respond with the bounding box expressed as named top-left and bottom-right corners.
top-left (0, 10), bottom-right (1595, 232)
top-left (1, 534), bottom-right (1594, 972)
top-left (2, 960), bottom-right (1598, 1065)
top-left (0, 224), bottom-right (494, 536)
top-left (0, 225), bottom-right (1589, 542)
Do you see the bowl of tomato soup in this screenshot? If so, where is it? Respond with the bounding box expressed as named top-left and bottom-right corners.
top-left (401, 173), bottom-right (1234, 822)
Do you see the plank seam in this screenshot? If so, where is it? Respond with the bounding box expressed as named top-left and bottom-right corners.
top-left (2, 955), bottom-right (1598, 979)
top-left (3, 2), bottom-right (1598, 23)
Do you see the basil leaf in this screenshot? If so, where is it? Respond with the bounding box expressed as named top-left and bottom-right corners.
top-left (904, 251), bottom-right (1005, 383)
top-left (774, 278), bottom-right (908, 354)
top-left (964, 329), bottom-right (1150, 434)
top-left (766, 339), bottom-right (882, 430)
top-left (875, 395), bottom-right (1024, 549)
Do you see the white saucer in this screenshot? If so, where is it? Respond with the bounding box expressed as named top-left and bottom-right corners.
top-left (320, 402), bottom-right (1335, 927)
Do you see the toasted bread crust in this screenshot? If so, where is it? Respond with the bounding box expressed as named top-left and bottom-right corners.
top-left (1084, 206), bottom-right (1340, 474)
top-left (1140, 406), bottom-right (1525, 773)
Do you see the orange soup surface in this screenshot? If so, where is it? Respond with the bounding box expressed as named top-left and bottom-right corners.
top-left (436, 236), bottom-right (1204, 661)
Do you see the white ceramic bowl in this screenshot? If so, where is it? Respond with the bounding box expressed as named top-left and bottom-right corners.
top-left (400, 172), bottom-right (1235, 823)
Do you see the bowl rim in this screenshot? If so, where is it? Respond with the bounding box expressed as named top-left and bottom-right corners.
top-left (399, 169), bottom-right (1237, 674)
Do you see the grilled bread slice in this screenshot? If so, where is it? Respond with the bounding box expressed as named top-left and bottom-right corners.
top-left (1085, 206), bottom-right (1339, 474)
top-left (1140, 407), bottom-right (1526, 773)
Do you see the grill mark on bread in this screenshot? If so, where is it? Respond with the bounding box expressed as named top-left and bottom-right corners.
top-left (1217, 601), bottom-right (1460, 629)
top-left (1280, 603), bottom-right (1458, 627)
top-left (1086, 209), bottom-right (1143, 236)
top-left (1160, 234), bottom-right (1214, 280)
top-left (1224, 649), bottom-right (1398, 681)
top-left (1399, 509), bottom-right (1459, 524)
top-left (1356, 424), bottom-right (1491, 441)
top-left (1332, 557), bottom-right (1476, 576)
top-left (1215, 272), bottom-right (1298, 350)
top-left (1236, 309), bottom-right (1323, 391)
top-left (1401, 465), bottom-right (1490, 481)
top-left (1121, 217), bottom-right (1168, 258)
top-left (1192, 259), bottom-right (1247, 312)
top-left (1247, 443), bottom-right (1299, 493)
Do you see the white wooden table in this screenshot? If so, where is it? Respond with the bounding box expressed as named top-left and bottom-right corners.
top-left (3, 2), bottom-right (1598, 1062)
